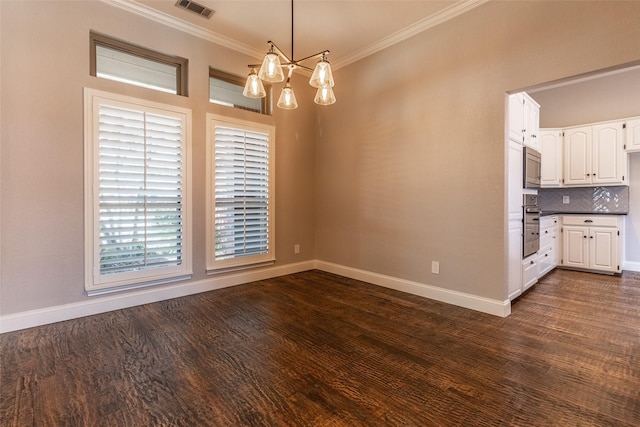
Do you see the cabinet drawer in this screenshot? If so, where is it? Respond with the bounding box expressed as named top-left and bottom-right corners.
top-left (562, 215), bottom-right (619, 227)
top-left (522, 256), bottom-right (538, 291)
top-left (540, 229), bottom-right (554, 248)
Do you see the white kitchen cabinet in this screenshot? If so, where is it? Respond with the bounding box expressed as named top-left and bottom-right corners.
top-left (522, 255), bottom-right (538, 292)
top-left (508, 93), bottom-right (525, 143)
top-left (564, 122), bottom-right (626, 186)
top-left (538, 215), bottom-right (559, 277)
top-left (508, 140), bottom-right (523, 220)
top-left (561, 215), bottom-right (622, 274)
top-left (540, 129), bottom-right (563, 187)
top-left (564, 126), bottom-right (592, 186)
top-left (523, 93), bottom-right (540, 151)
top-left (624, 117), bottom-right (640, 153)
top-left (592, 122), bottom-right (626, 184)
top-left (508, 221), bottom-right (523, 300)
top-left (508, 92), bottom-right (540, 150)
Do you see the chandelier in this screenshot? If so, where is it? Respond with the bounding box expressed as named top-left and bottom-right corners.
top-left (242, 0), bottom-right (336, 109)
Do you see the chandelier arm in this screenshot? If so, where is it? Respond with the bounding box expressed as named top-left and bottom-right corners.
top-left (268, 41), bottom-right (293, 64)
top-left (296, 64), bottom-right (314, 72)
top-left (295, 50), bottom-right (330, 64)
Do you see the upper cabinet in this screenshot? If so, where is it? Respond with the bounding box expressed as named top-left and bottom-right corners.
top-left (540, 129), bottom-right (563, 187)
top-left (625, 117), bottom-right (640, 153)
top-left (564, 122), bottom-right (626, 186)
top-left (508, 93), bottom-right (525, 143)
top-left (541, 118), bottom-right (634, 188)
top-left (508, 92), bottom-right (540, 150)
top-left (522, 94), bottom-right (540, 151)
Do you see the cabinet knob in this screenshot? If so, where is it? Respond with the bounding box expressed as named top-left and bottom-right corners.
top-left (586, 173), bottom-right (591, 176)
top-left (584, 236), bottom-right (587, 238)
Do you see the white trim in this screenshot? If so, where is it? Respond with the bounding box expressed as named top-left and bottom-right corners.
top-left (103, 0), bottom-right (488, 71)
top-left (0, 261), bottom-right (314, 334)
top-left (622, 261), bottom-right (640, 272)
top-left (1, 259), bottom-right (513, 333)
top-left (315, 260), bottom-right (511, 318)
top-left (102, 0), bottom-right (263, 60)
top-left (333, 0), bottom-right (490, 70)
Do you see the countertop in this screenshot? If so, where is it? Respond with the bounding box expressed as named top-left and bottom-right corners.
top-left (540, 211), bottom-right (628, 217)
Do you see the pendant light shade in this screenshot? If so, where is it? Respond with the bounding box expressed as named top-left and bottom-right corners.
top-left (243, 1), bottom-right (335, 109)
top-left (258, 52), bottom-right (285, 83)
top-left (243, 68), bottom-right (266, 98)
top-left (277, 81), bottom-right (298, 109)
top-left (309, 58), bottom-right (334, 88)
top-left (314, 84), bottom-right (336, 105)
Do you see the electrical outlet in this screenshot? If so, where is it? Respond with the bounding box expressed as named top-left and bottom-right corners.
top-left (294, 244), bottom-right (300, 254)
top-left (563, 196), bottom-right (570, 204)
top-left (431, 261), bottom-right (440, 274)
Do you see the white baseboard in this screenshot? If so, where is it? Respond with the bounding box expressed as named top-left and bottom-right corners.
top-left (314, 260), bottom-right (511, 318)
top-left (1, 259), bottom-right (512, 333)
top-left (622, 260), bottom-right (640, 272)
top-left (0, 260), bottom-right (315, 333)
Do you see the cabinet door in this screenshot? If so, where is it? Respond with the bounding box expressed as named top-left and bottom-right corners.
top-left (508, 140), bottom-right (523, 220)
top-left (592, 122), bottom-right (625, 184)
top-left (589, 227), bottom-right (618, 273)
top-left (508, 93), bottom-right (524, 143)
top-left (625, 117), bottom-right (640, 153)
top-left (564, 127), bottom-right (592, 186)
top-left (522, 256), bottom-right (538, 291)
top-left (540, 129), bottom-right (563, 187)
top-left (508, 221), bottom-right (523, 300)
top-left (563, 226), bottom-right (588, 269)
top-left (523, 95), bottom-right (540, 150)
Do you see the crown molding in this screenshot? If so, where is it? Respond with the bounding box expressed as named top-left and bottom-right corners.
top-left (103, 0), bottom-right (489, 71)
top-left (332, 0), bottom-right (490, 70)
top-left (102, 0), bottom-right (264, 60)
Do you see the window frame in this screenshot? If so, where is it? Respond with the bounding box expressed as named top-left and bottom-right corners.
top-left (209, 68), bottom-right (271, 115)
top-left (90, 31), bottom-right (189, 96)
top-left (206, 114), bottom-right (276, 273)
top-left (84, 88), bottom-right (193, 294)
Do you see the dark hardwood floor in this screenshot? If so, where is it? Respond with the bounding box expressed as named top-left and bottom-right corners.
top-left (1, 269), bottom-right (639, 426)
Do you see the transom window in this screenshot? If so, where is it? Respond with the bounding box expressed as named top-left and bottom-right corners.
top-left (90, 32), bottom-right (189, 96)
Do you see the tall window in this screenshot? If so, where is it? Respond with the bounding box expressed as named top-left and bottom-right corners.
top-left (84, 88), bottom-right (192, 294)
top-left (90, 32), bottom-right (189, 96)
top-left (206, 114), bottom-right (275, 272)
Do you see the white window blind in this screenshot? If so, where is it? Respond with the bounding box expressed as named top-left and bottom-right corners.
top-left (96, 45), bottom-right (178, 94)
top-left (85, 89), bottom-right (192, 293)
top-left (207, 116), bottom-right (275, 271)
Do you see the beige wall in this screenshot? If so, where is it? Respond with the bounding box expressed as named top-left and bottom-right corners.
top-left (2, 1), bottom-right (640, 317)
top-left (314, 1), bottom-right (640, 301)
top-left (0, 1), bottom-right (316, 315)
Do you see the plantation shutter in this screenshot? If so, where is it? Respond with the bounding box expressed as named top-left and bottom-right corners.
top-left (213, 125), bottom-right (270, 262)
top-left (98, 104), bottom-right (184, 275)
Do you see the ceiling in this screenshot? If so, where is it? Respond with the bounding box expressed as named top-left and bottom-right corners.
top-left (109, 0), bottom-right (487, 70)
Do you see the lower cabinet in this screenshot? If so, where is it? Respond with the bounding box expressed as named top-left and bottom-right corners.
top-left (508, 220), bottom-right (524, 300)
top-left (561, 215), bottom-right (622, 274)
top-left (537, 215), bottom-right (559, 277)
top-left (522, 255), bottom-right (538, 291)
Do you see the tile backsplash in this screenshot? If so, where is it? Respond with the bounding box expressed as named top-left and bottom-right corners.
top-left (538, 186), bottom-right (629, 214)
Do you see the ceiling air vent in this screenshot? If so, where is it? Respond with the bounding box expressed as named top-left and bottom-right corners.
top-left (175, 0), bottom-right (215, 19)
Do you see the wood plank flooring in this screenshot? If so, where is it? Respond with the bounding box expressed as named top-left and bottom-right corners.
top-left (1, 269), bottom-right (639, 426)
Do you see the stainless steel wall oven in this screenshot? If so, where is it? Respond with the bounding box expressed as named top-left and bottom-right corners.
top-left (523, 194), bottom-right (540, 258)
